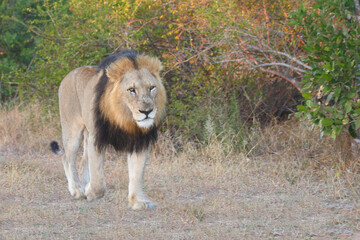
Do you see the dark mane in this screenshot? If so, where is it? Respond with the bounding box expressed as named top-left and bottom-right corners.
top-left (93, 50), bottom-right (158, 153)
top-left (98, 50), bottom-right (139, 70)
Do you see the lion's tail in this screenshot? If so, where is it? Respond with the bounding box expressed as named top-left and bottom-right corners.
top-left (50, 141), bottom-right (63, 155)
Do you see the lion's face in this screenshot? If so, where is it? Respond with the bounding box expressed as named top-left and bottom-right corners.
top-left (121, 69), bottom-right (160, 129)
top-left (99, 55), bottom-right (166, 135)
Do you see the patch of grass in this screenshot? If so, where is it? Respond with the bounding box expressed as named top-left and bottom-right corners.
top-left (1, 104), bottom-right (360, 239)
top-left (0, 102), bottom-right (59, 152)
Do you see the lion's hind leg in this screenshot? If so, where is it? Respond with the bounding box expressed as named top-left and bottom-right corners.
top-left (81, 130), bottom-right (90, 187)
top-left (62, 127), bottom-right (86, 199)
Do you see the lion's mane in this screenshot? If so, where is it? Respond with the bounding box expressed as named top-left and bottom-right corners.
top-left (94, 50), bottom-right (164, 153)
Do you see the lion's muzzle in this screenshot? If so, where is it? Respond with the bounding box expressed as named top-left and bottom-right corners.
top-left (135, 108), bottom-right (157, 129)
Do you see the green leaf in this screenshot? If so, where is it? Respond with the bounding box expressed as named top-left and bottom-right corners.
top-left (320, 118), bottom-right (334, 126)
top-left (332, 125), bottom-right (343, 140)
top-left (347, 90), bottom-right (355, 99)
top-left (302, 92), bottom-right (312, 99)
top-left (355, 118), bottom-right (360, 130)
top-left (297, 105), bottom-right (308, 111)
top-left (295, 112), bottom-right (303, 118)
top-left (312, 3), bottom-right (322, 9)
top-left (303, 45), bottom-right (315, 53)
top-left (321, 74), bottom-right (333, 82)
top-left (323, 62), bottom-right (332, 71)
top-left (323, 128), bottom-right (333, 135)
top-left (345, 101), bottom-right (352, 114)
top-left (287, 19), bottom-right (298, 26)
top-left (334, 120), bottom-right (342, 125)
top-left (333, 87), bottom-right (342, 97)
top-left (306, 100), bottom-right (315, 108)
top-left (325, 92), bottom-right (334, 105)
top-left (324, 106), bottom-right (334, 112)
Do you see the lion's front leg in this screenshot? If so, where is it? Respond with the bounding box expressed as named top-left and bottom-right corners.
top-left (84, 133), bottom-right (106, 201)
top-left (127, 150), bottom-right (155, 210)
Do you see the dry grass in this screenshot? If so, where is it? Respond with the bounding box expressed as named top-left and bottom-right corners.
top-left (1, 103), bottom-right (360, 239)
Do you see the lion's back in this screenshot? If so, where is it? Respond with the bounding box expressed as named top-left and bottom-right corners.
top-left (59, 66), bottom-right (97, 95)
top-left (58, 66), bottom-right (99, 129)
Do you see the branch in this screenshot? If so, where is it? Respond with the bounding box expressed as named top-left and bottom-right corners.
top-left (214, 58), bottom-right (247, 64)
top-left (258, 67), bottom-right (301, 91)
top-left (250, 62), bottom-right (307, 73)
top-left (246, 46), bottom-right (312, 70)
top-left (10, 16), bottom-right (43, 37)
top-left (26, 54), bottom-right (37, 70)
top-left (47, 10), bottom-right (62, 38)
top-left (10, 16), bottom-right (68, 41)
top-left (213, 26), bottom-right (307, 91)
top-left (239, 55), bottom-right (302, 91)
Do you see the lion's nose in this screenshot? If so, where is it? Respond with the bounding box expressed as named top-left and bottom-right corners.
top-left (139, 109), bottom-right (153, 117)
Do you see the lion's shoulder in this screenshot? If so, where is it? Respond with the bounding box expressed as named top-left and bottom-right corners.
top-left (75, 66), bottom-right (98, 80)
top-left (60, 66), bottom-right (99, 88)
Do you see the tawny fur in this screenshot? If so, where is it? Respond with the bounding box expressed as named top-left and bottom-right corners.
top-left (52, 51), bottom-right (166, 210)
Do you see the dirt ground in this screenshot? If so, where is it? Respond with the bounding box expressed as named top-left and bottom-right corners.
top-left (1, 142), bottom-right (360, 240)
top-left (0, 106), bottom-right (360, 239)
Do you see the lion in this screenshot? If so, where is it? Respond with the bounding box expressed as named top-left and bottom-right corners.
top-left (50, 50), bottom-right (166, 210)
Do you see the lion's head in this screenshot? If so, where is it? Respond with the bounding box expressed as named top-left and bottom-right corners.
top-left (94, 51), bottom-right (166, 152)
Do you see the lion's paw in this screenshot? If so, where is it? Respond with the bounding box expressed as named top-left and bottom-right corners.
top-left (69, 185), bottom-right (85, 199)
top-left (131, 200), bottom-right (156, 210)
top-left (129, 195), bottom-right (156, 210)
top-left (85, 183), bottom-right (105, 201)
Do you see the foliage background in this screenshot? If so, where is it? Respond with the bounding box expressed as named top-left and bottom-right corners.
top-left (1, 0), bottom-right (358, 141)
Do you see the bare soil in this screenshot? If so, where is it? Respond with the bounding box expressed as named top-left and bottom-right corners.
top-left (0, 105), bottom-right (360, 239)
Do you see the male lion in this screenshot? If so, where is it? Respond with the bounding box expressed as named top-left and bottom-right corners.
top-left (50, 50), bottom-right (166, 210)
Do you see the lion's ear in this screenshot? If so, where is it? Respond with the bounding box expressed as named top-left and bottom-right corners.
top-left (136, 55), bottom-right (163, 77)
top-left (106, 58), bottom-right (135, 82)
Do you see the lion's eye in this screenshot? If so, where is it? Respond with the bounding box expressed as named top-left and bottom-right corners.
top-left (128, 88), bottom-right (136, 95)
top-left (150, 86), bottom-right (156, 92)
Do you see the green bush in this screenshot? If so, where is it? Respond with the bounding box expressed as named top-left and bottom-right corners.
top-left (292, 0), bottom-right (360, 139)
top-left (0, 0), bottom-right (42, 100)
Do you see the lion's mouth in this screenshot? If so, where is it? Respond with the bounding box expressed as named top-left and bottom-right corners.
top-left (136, 118), bottom-right (154, 129)
top-left (134, 109), bottom-right (157, 129)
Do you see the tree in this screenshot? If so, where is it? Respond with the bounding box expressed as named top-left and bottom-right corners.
top-left (293, 0), bottom-right (360, 140)
top-left (0, 0), bottom-right (42, 100)
top-left (211, 0), bottom-right (310, 91)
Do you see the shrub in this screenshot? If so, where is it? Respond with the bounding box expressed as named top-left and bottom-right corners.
top-left (292, 0), bottom-right (360, 139)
